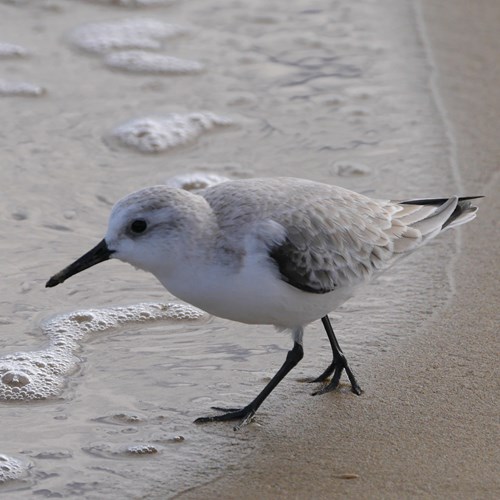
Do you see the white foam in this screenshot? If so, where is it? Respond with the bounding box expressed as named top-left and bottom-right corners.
top-left (0, 454), bottom-right (27, 483)
top-left (126, 444), bottom-right (159, 455)
top-left (70, 18), bottom-right (188, 54)
top-left (0, 303), bottom-right (205, 402)
top-left (104, 50), bottom-right (203, 74)
top-left (0, 80), bottom-right (45, 97)
top-left (112, 113), bottom-right (233, 153)
top-left (164, 172), bottom-right (230, 191)
top-left (0, 42), bottom-right (28, 58)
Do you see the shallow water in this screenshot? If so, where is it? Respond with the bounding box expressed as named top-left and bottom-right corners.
top-left (0, 0), bottom-right (459, 497)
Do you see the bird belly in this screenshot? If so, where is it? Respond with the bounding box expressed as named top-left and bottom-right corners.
top-left (161, 261), bottom-right (359, 329)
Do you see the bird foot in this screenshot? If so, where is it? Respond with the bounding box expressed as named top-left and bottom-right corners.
top-left (194, 405), bottom-right (256, 431)
top-left (310, 362), bottom-right (362, 396)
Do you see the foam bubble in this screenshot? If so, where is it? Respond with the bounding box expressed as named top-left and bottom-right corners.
top-left (112, 113), bottom-right (233, 153)
top-left (0, 42), bottom-right (28, 58)
top-left (104, 50), bottom-right (203, 74)
top-left (70, 18), bottom-right (188, 55)
top-left (164, 172), bottom-right (230, 191)
top-left (0, 303), bottom-right (205, 402)
top-left (0, 80), bottom-right (45, 97)
top-left (1, 371), bottom-right (31, 387)
top-left (0, 454), bottom-right (27, 483)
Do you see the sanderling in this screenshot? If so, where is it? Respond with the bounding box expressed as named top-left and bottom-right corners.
top-left (46, 177), bottom-right (481, 429)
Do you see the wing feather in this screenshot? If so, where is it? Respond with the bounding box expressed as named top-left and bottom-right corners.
top-left (201, 178), bottom-right (480, 295)
top-left (203, 179), bottom-right (398, 293)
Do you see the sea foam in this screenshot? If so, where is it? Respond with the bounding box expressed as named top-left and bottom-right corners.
top-left (0, 303), bottom-right (205, 402)
top-left (70, 18), bottom-right (188, 55)
top-left (111, 113), bottom-right (233, 153)
top-left (104, 50), bottom-right (203, 74)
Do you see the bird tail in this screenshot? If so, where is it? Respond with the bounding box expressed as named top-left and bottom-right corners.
top-left (397, 196), bottom-right (482, 241)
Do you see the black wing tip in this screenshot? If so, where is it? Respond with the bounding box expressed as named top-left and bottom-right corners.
top-left (401, 195), bottom-right (484, 205)
top-left (457, 195), bottom-right (484, 202)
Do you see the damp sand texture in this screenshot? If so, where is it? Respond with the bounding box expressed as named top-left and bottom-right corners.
top-left (0, 0), bottom-right (498, 499)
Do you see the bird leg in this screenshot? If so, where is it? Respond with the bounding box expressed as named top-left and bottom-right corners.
top-left (311, 316), bottom-right (362, 396)
top-left (195, 341), bottom-right (304, 430)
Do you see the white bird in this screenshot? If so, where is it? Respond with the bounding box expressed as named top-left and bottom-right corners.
top-left (46, 177), bottom-right (481, 429)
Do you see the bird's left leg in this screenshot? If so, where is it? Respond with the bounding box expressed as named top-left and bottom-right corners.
top-left (311, 315), bottom-right (362, 395)
top-left (195, 341), bottom-right (304, 430)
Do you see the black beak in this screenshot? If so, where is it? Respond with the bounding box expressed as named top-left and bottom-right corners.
top-left (46, 239), bottom-right (114, 288)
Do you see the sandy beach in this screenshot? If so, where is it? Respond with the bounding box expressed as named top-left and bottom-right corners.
top-left (0, 0), bottom-right (497, 497)
top-left (173, 1), bottom-right (500, 498)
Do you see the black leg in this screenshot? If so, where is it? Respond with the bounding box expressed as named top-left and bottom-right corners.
top-left (195, 341), bottom-right (304, 430)
top-left (311, 316), bottom-right (362, 396)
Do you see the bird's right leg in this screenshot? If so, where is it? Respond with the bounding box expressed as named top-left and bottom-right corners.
top-left (310, 315), bottom-right (362, 395)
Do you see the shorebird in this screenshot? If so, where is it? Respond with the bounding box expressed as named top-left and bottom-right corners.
top-left (46, 177), bottom-right (480, 429)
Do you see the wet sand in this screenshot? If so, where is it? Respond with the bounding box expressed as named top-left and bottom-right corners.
top-left (173, 1), bottom-right (500, 499)
top-left (0, 0), bottom-right (498, 497)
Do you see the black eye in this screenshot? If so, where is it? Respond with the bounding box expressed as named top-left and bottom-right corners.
top-left (130, 219), bottom-right (148, 234)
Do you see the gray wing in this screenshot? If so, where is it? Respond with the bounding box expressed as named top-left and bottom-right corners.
top-left (201, 178), bottom-right (474, 294)
top-left (202, 178), bottom-right (400, 293)
top-left (267, 195), bottom-right (400, 293)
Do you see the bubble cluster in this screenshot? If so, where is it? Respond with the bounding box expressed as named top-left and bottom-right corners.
top-left (84, 442), bottom-right (161, 459)
top-left (0, 42), bottom-right (28, 59)
top-left (126, 444), bottom-right (158, 455)
top-left (0, 303), bottom-right (205, 402)
top-left (68, 17), bottom-right (204, 76)
top-left (69, 18), bottom-right (188, 55)
top-left (104, 50), bottom-right (203, 74)
top-left (0, 80), bottom-right (45, 97)
top-left (0, 350), bottom-right (70, 401)
top-left (0, 454), bottom-right (27, 483)
top-left (112, 113), bottom-right (233, 153)
top-left (164, 172), bottom-right (230, 191)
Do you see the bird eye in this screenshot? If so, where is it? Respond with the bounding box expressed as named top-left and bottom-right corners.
top-left (130, 219), bottom-right (148, 234)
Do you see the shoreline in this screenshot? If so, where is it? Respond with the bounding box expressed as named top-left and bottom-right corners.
top-left (171, 1), bottom-right (500, 498)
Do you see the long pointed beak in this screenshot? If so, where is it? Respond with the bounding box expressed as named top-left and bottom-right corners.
top-left (46, 238), bottom-right (114, 288)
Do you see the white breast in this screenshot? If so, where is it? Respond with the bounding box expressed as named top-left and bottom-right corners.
top-left (158, 249), bottom-right (358, 330)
